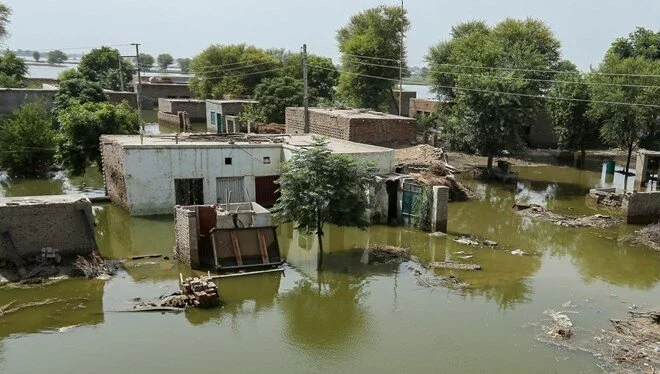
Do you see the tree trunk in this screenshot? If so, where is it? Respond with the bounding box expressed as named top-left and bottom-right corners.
top-left (388, 87), bottom-right (399, 114)
top-left (316, 206), bottom-right (324, 272)
top-left (487, 155), bottom-right (494, 173)
top-left (580, 148), bottom-right (586, 170)
top-left (624, 144), bottom-right (633, 191)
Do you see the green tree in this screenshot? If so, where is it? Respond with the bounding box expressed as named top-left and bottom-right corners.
top-left (32, 50), bottom-right (40, 62)
top-left (273, 137), bottom-right (371, 271)
top-left (177, 58), bottom-right (192, 73)
top-left (57, 101), bottom-right (140, 175)
top-left (47, 50), bottom-right (68, 64)
top-left (0, 102), bottom-right (56, 176)
top-left (189, 44), bottom-right (280, 99)
top-left (427, 19), bottom-right (562, 170)
top-left (589, 28), bottom-right (660, 187)
top-left (0, 3), bottom-right (10, 40)
top-left (137, 53), bottom-right (154, 71)
top-left (281, 52), bottom-right (338, 103)
top-left (157, 53), bottom-right (173, 71)
top-left (253, 76), bottom-right (303, 124)
top-left (78, 46), bottom-right (134, 90)
top-left (336, 5), bottom-right (410, 110)
top-left (52, 77), bottom-right (106, 117)
top-left (548, 70), bottom-right (597, 167)
top-left (0, 51), bottom-right (27, 87)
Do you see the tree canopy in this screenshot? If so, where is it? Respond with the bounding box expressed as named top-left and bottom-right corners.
top-left (281, 52), bottom-right (338, 104)
top-left (588, 27), bottom-right (660, 183)
top-left (0, 102), bottom-right (56, 176)
top-left (47, 50), bottom-right (68, 64)
top-left (138, 53), bottom-right (154, 71)
top-left (426, 18), bottom-right (562, 169)
top-left (52, 76), bottom-right (107, 117)
top-left (56, 101), bottom-right (140, 175)
top-left (32, 50), bottom-right (40, 62)
top-left (177, 58), bottom-right (192, 73)
top-left (78, 46), bottom-right (134, 90)
top-left (0, 3), bottom-right (10, 40)
top-left (336, 5), bottom-right (409, 111)
top-left (0, 51), bottom-right (28, 87)
top-left (190, 44), bottom-right (279, 99)
top-left (253, 76), bottom-right (303, 124)
top-left (273, 137), bottom-right (371, 270)
top-left (157, 53), bottom-right (174, 71)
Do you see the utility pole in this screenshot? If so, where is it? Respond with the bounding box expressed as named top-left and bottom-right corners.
top-left (302, 44), bottom-right (309, 133)
top-left (131, 43), bottom-right (145, 137)
top-left (117, 55), bottom-right (125, 91)
top-left (398, 0), bottom-right (404, 117)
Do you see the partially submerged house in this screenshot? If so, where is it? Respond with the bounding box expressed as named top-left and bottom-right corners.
top-left (285, 107), bottom-right (416, 146)
top-left (100, 133), bottom-right (397, 216)
top-left (157, 98), bottom-right (206, 125)
top-left (174, 202), bottom-right (282, 270)
top-left (206, 99), bottom-right (257, 134)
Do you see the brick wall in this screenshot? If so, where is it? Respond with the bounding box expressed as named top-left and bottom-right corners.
top-left (624, 191), bottom-right (660, 224)
top-left (0, 196), bottom-right (96, 261)
top-left (100, 140), bottom-right (129, 211)
top-left (389, 91), bottom-right (417, 117)
top-left (0, 88), bottom-right (57, 115)
top-left (409, 98), bottom-right (439, 117)
top-left (286, 108), bottom-right (415, 146)
top-left (174, 206), bottom-right (198, 267)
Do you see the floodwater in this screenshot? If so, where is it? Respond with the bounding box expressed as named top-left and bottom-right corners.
top-left (1, 162), bottom-right (660, 373)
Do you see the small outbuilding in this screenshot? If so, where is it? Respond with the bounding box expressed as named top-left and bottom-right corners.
top-left (206, 99), bottom-right (257, 134)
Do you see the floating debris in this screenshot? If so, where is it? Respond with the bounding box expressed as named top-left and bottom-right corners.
top-left (544, 309), bottom-right (573, 340)
top-left (407, 264), bottom-right (469, 291)
top-left (454, 236), bottom-right (479, 246)
top-left (483, 240), bottom-right (498, 247)
top-left (366, 246), bottom-right (410, 264)
top-left (513, 203), bottom-right (623, 228)
top-left (510, 249), bottom-right (527, 256)
top-left (429, 261), bottom-right (482, 271)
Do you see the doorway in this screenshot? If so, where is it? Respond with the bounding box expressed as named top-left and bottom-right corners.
top-left (175, 178), bottom-right (204, 205)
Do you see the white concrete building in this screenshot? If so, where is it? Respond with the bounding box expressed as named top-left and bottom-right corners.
top-left (100, 134), bottom-right (396, 216)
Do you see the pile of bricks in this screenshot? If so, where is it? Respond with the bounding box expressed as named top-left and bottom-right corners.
top-left (180, 277), bottom-right (220, 308)
top-left (39, 247), bottom-right (62, 264)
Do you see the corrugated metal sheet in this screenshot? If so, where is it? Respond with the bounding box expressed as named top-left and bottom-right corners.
top-left (255, 175), bottom-right (279, 208)
top-left (216, 177), bottom-right (245, 204)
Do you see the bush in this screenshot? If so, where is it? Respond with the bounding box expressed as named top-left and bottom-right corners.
top-left (412, 187), bottom-right (433, 232)
top-left (0, 103), bottom-right (56, 176)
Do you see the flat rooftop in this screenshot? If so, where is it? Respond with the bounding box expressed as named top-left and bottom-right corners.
top-left (638, 149), bottom-right (660, 156)
top-left (101, 134), bottom-right (393, 154)
top-left (0, 194), bottom-right (89, 207)
top-left (159, 98), bottom-right (205, 103)
top-left (292, 107), bottom-right (412, 120)
top-left (206, 99), bottom-right (258, 104)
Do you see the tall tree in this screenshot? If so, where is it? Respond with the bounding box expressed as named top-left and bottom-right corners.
top-left (138, 53), bottom-right (154, 71)
top-left (0, 102), bottom-right (56, 176)
top-left (548, 68), bottom-right (597, 168)
top-left (273, 138), bottom-right (371, 271)
top-left (157, 53), bottom-right (173, 71)
top-left (336, 5), bottom-right (410, 111)
top-left (32, 50), bottom-right (40, 62)
top-left (52, 76), bottom-right (106, 118)
top-left (78, 46), bottom-right (134, 90)
top-left (0, 3), bottom-right (10, 40)
top-left (47, 50), bottom-right (68, 64)
top-left (253, 76), bottom-right (303, 124)
top-left (281, 52), bottom-right (339, 104)
top-left (57, 101), bottom-right (140, 175)
top-left (589, 27), bottom-right (660, 187)
top-left (427, 19), bottom-right (562, 170)
top-left (177, 58), bottom-right (192, 73)
top-left (0, 51), bottom-right (28, 87)
top-left (189, 44), bottom-right (279, 99)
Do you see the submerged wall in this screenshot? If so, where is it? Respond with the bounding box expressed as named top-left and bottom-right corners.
top-left (0, 195), bottom-right (96, 261)
top-left (624, 191), bottom-right (660, 224)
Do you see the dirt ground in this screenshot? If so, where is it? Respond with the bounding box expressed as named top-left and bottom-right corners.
top-left (395, 144), bottom-right (629, 172)
top-left (625, 223), bottom-right (660, 251)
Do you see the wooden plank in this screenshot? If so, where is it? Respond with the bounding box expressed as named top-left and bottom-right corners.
top-left (209, 268), bottom-right (285, 279)
top-left (229, 231), bottom-right (243, 266)
top-left (217, 261), bottom-right (284, 271)
top-left (257, 229), bottom-right (269, 264)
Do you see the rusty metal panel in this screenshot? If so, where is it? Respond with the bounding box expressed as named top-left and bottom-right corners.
top-left (255, 175), bottom-right (279, 208)
top-left (196, 206), bottom-right (217, 267)
top-left (216, 177), bottom-right (245, 204)
top-left (210, 226), bottom-right (282, 270)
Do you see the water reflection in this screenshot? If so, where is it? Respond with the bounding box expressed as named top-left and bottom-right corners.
top-left (0, 168), bottom-right (104, 197)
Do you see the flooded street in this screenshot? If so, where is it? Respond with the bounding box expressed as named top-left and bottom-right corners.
top-left (1, 161), bottom-right (659, 373)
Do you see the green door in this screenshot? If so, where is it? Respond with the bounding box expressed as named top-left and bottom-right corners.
top-left (216, 113), bottom-right (223, 134)
top-left (402, 181), bottom-right (422, 216)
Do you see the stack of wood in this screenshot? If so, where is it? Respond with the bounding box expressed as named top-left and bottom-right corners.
top-left (178, 276), bottom-right (220, 308)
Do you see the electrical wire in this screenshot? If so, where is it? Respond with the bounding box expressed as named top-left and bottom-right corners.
top-left (190, 58), bottom-right (281, 73)
top-left (310, 64), bottom-right (660, 109)
top-left (428, 62), bottom-right (660, 79)
top-left (341, 53), bottom-right (400, 63)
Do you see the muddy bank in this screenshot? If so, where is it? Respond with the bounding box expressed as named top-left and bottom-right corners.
top-left (0, 252), bottom-right (118, 285)
top-left (623, 223), bottom-right (660, 251)
top-left (513, 203), bottom-right (623, 228)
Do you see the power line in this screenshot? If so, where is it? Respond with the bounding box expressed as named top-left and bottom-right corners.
top-left (341, 53), bottom-right (400, 63)
top-left (343, 59), bottom-right (401, 70)
top-left (310, 64), bottom-right (660, 109)
top-left (27, 43), bottom-right (134, 53)
top-left (193, 66), bottom-right (286, 80)
top-left (190, 58), bottom-right (280, 73)
top-left (191, 60), bottom-right (280, 75)
top-left (429, 62), bottom-right (660, 79)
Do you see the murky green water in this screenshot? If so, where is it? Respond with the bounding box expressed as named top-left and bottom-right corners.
top-left (1, 162), bottom-right (659, 373)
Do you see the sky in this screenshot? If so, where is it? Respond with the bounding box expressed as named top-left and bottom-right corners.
top-left (2, 0), bottom-right (659, 70)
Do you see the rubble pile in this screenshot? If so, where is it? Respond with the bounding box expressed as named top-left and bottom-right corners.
top-left (513, 203), bottom-right (624, 228)
top-left (624, 223), bottom-right (660, 251)
top-left (160, 276), bottom-right (220, 308)
top-left (395, 144), bottom-right (445, 168)
top-left (367, 246), bottom-right (410, 264)
top-left (586, 190), bottom-right (624, 208)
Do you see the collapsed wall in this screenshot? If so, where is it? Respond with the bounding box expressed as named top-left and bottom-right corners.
top-left (0, 195), bottom-right (96, 262)
top-left (623, 191), bottom-right (660, 224)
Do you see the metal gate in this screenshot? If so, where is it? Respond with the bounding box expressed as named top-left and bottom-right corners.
top-left (255, 175), bottom-right (279, 208)
top-left (402, 180), bottom-right (422, 216)
top-left (216, 177), bottom-right (244, 204)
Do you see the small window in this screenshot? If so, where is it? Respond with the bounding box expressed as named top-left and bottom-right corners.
top-left (225, 157), bottom-right (232, 165)
top-left (210, 111), bottom-right (216, 125)
top-left (263, 157), bottom-right (271, 164)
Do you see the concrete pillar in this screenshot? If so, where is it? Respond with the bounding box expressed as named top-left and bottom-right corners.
top-left (635, 152), bottom-right (649, 188)
top-left (431, 186), bottom-right (449, 233)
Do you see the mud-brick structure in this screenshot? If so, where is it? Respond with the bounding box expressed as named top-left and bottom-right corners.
top-left (0, 195), bottom-right (96, 262)
top-left (285, 107), bottom-right (416, 146)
